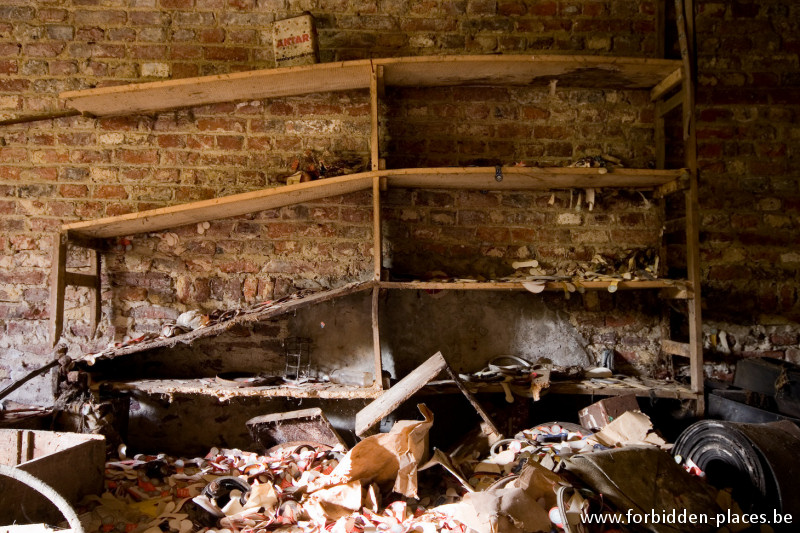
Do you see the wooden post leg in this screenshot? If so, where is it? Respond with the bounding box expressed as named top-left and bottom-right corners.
top-left (371, 286), bottom-right (383, 391)
top-left (89, 249), bottom-right (102, 335)
top-left (49, 232), bottom-right (67, 346)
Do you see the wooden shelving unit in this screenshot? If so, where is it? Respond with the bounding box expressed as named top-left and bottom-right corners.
top-left (53, 45), bottom-right (703, 411)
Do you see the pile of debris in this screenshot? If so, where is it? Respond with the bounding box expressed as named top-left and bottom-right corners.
top-left (78, 404), bottom-right (732, 533)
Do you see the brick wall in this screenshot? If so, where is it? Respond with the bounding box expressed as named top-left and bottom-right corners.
top-left (0, 0), bottom-right (797, 404)
top-left (694, 0), bottom-right (800, 367)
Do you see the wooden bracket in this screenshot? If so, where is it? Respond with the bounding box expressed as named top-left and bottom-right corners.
top-left (49, 232), bottom-right (103, 346)
top-left (654, 172), bottom-right (691, 198)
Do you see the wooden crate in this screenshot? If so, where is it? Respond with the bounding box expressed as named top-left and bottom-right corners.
top-left (0, 430), bottom-right (105, 525)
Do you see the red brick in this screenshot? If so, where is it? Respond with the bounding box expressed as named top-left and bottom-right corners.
top-left (59, 184), bottom-right (88, 198)
top-left (204, 47), bottom-right (249, 61)
top-left (530, 1), bottom-right (557, 16)
top-left (25, 42), bottom-right (65, 57)
top-left (197, 118), bottom-right (245, 132)
top-left (74, 10), bottom-right (127, 25)
top-left (95, 185), bottom-right (128, 199)
top-left (38, 8), bottom-right (68, 22)
top-left (0, 59), bottom-right (17, 74)
top-left (160, 0), bottom-right (194, 8)
top-left (199, 28), bottom-right (225, 43)
top-left (116, 149), bottom-right (159, 165)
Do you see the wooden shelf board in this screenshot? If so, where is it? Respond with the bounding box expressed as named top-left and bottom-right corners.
top-left (384, 167), bottom-right (685, 190)
top-left (63, 173), bottom-right (377, 239)
top-left (61, 55), bottom-right (682, 117)
top-left (380, 280), bottom-right (685, 291)
top-left (424, 379), bottom-right (698, 400)
top-left (63, 167), bottom-right (684, 240)
top-left (78, 281), bottom-right (374, 364)
top-left (102, 378), bottom-right (383, 400)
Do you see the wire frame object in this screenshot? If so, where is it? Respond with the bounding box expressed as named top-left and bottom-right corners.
top-left (284, 337), bottom-right (312, 381)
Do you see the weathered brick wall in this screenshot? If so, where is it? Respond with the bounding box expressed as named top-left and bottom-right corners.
top-left (694, 0), bottom-right (800, 369)
top-left (0, 0), bottom-right (796, 404)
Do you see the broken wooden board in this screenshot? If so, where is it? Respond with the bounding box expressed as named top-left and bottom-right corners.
top-left (355, 352), bottom-right (501, 438)
top-left (355, 352), bottom-right (448, 436)
top-left (246, 408), bottom-right (345, 450)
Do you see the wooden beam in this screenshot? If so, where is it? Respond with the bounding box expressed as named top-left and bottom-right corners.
top-left (662, 339), bottom-right (691, 358)
top-left (49, 233), bottom-right (67, 346)
top-left (657, 0), bottom-right (666, 59)
top-left (370, 65), bottom-right (384, 172)
top-left (89, 250), bottom-right (102, 334)
top-left (372, 177), bottom-right (381, 280)
top-left (64, 173), bottom-right (376, 239)
top-left (355, 352), bottom-right (448, 436)
top-left (371, 287), bottom-right (383, 392)
top-left (650, 67), bottom-right (682, 101)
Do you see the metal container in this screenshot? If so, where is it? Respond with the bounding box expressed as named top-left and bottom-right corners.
top-left (272, 13), bottom-right (319, 68)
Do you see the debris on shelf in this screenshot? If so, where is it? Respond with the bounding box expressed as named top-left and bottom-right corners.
top-left (568, 154), bottom-right (623, 171)
top-left (282, 149), bottom-right (368, 185)
top-left (80, 282), bottom-right (370, 365)
top-left (390, 247), bottom-right (667, 294)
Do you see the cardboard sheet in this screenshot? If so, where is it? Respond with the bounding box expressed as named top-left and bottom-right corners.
top-left (592, 410), bottom-right (668, 449)
top-left (321, 404), bottom-right (434, 498)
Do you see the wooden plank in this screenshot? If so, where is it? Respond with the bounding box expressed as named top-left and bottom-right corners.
top-left (382, 55), bottom-right (682, 89)
top-left (63, 167), bottom-right (681, 240)
top-left (78, 281), bottom-right (375, 364)
top-left (90, 250), bottom-right (102, 334)
top-left (64, 173), bottom-right (376, 239)
top-left (61, 55), bottom-right (682, 117)
top-left (48, 233), bottom-right (67, 347)
top-left (371, 286), bottom-right (383, 391)
top-left (62, 60), bottom-right (374, 116)
top-left (380, 280), bottom-right (680, 291)
top-left (355, 352), bottom-right (448, 436)
top-left (385, 167), bottom-right (683, 190)
top-left (64, 272), bottom-right (98, 289)
top-left (443, 366), bottom-right (501, 438)
top-left (662, 339), bottom-right (691, 358)
top-left (102, 379), bottom-right (383, 400)
top-left (650, 67), bottom-right (683, 101)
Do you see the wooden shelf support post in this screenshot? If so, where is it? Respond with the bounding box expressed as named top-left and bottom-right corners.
top-left (370, 65), bottom-right (384, 171)
top-left (49, 233), bottom-right (67, 347)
